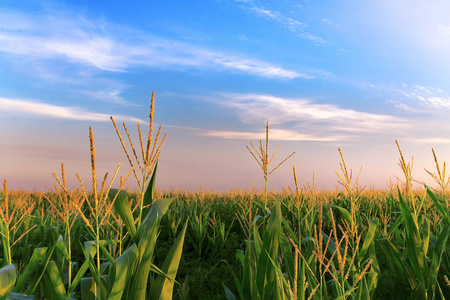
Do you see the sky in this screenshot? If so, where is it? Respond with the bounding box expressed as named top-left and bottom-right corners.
top-left (2, 0), bottom-right (450, 192)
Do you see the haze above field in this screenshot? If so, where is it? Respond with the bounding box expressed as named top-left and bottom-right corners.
top-left (2, 0), bottom-right (450, 191)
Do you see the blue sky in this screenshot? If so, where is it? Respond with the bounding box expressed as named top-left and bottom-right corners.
top-left (2, 0), bottom-right (450, 191)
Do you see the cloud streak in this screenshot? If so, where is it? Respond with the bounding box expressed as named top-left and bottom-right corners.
top-left (216, 93), bottom-right (408, 134)
top-left (0, 97), bottom-right (145, 123)
top-left (239, 2), bottom-right (326, 45)
top-left (0, 10), bottom-right (305, 79)
top-left (204, 128), bottom-right (350, 141)
top-left (398, 85), bottom-right (450, 109)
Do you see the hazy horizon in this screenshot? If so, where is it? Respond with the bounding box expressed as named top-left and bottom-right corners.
top-left (2, 0), bottom-right (450, 192)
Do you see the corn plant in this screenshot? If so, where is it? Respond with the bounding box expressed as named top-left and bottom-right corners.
top-left (106, 184), bottom-right (188, 300)
top-left (246, 121), bottom-right (295, 208)
top-left (208, 212), bottom-right (235, 257)
top-left (0, 181), bottom-right (36, 267)
top-left (425, 148), bottom-right (450, 197)
top-left (110, 90), bottom-right (166, 228)
top-left (395, 140), bottom-right (415, 210)
top-left (187, 207), bottom-right (210, 258)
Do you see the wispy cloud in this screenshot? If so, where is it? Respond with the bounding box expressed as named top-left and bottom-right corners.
top-left (388, 100), bottom-right (418, 112)
top-left (216, 93), bottom-right (408, 133)
top-left (0, 97), bottom-right (145, 123)
top-left (184, 92), bottom-right (410, 142)
top-left (239, 3), bottom-right (326, 45)
top-left (0, 9), bottom-right (305, 79)
top-left (80, 89), bottom-right (139, 106)
top-left (204, 128), bottom-right (349, 141)
top-left (407, 137), bottom-right (450, 145)
top-left (396, 84), bottom-right (450, 109)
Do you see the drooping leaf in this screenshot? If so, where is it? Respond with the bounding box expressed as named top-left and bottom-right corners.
top-left (14, 248), bottom-right (47, 292)
top-left (0, 264), bottom-right (16, 300)
top-left (358, 219), bottom-right (378, 263)
top-left (109, 189), bottom-right (137, 242)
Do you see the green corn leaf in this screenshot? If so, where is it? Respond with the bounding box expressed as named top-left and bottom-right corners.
top-left (253, 225), bottom-right (262, 259)
top-left (98, 240), bottom-right (119, 266)
top-left (388, 215), bottom-right (404, 238)
top-left (378, 238), bottom-right (418, 290)
top-left (142, 162), bottom-right (158, 218)
top-left (129, 224), bottom-right (158, 300)
top-left (4, 292), bottom-right (34, 299)
top-left (0, 264), bottom-right (16, 300)
top-left (398, 189), bottom-right (427, 283)
top-left (68, 259), bottom-right (90, 295)
top-left (430, 225), bottom-right (449, 294)
top-left (224, 284), bottom-right (237, 300)
top-left (236, 250), bottom-right (245, 269)
top-left (265, 248), bottom-right (292, 299)
top-left (109, 189), bottom-right (137, 242)
top-left (420, 218), bottom-right (430, 257)
top-left (81, 276), bottom-right (109, 300)
top-left (357, 219), bottom-right (378, 264)
top-left (332, 205), bottom-right (352, 225)
top-left (55, 235), bottom-right (70, 262)
top-left (42, 261), bottom-right (66, 300)
top-left (108, 244), bottom-right (138, 300)
top-left (366, 271), bottom-right (378, 299)
top-left (426, 187), bottom-right (450, 223)
top-left (416, 193), bottom-right (427, 219)
top-left (407, 281), bottom-right (426, 300)
top-left (354, 276), bottom-right (369, 300)
top-left (14, 247), bottom-right (47, 292)
top-left (28, 241), bottom-right (57, 295)
top-left (279, 234), bottom-right (295, 288)
top-left (281, 218), bottom-right (298, 245)
top-left (243, 237), bottom-right (260, 300)
top-left (148, 220), bottom-right (188, 300)
top-left (128, 196), bottom-right (176, 300)
top-left (256, 201), bottom-right (282, 300)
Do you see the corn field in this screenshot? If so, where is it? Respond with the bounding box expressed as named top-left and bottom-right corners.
top-left (2, 93), bottom-right (450, 299)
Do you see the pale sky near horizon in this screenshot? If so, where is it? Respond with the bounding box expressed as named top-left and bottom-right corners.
top-left (2, 0), bottom-right (450, 192)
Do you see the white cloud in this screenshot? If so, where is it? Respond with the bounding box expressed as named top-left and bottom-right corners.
top-left (252, 7), bottom-right (282, 21)
top-left (204, 128), bottom-right (350, 141)
top-left (408, 137), bottom-right (450, 145)
top-left (0, 97), bottom-right (145, 123)
top-left (388, 100), bottom-right (418, 112)
top-left (0, 10), bottom-right (305, 79)
top-left (240, 3), bottom-right (326, 45)
top-left (216, 93), bottom-right (408, 134)
top-left (80, 89), bottom-right (139, 106)
top-left (397, 84), bottom-right (450, 109)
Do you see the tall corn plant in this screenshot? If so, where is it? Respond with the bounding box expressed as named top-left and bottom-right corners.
top-left (49, 163), bottom-right (86, 296)
top-left (0, 181), bottom-right (36, 300)
top-left (335, 148), bottom-right (364, 238)
top-left (104, 91), bottom-right (186, 299)
top-left (246, 121), bottom-right (295, 208)
top-left (395, 140), bottom-right (415, 212)
top-left (110, 90), bottom-right (166, 228)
